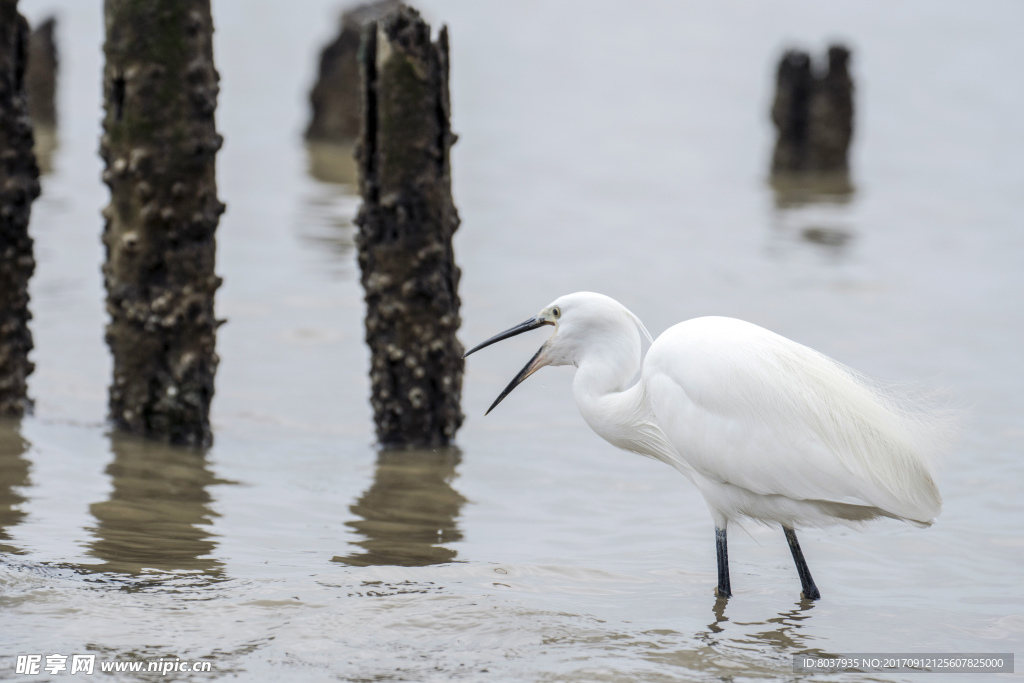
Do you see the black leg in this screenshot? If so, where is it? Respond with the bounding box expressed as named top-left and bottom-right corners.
top-left (783, 526), bottom-right (820, 600)
top-left (715, 526), bottom-right (732, 598)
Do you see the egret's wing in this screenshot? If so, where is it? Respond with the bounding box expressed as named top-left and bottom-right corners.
top-left (644, 317), bottom-right (943, 523)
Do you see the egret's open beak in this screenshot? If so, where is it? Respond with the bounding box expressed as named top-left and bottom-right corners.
top-left (463, 316), bottom-right (554, 415)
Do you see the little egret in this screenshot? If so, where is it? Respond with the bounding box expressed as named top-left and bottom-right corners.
top-left (464, 292), bottom-right (951, 599)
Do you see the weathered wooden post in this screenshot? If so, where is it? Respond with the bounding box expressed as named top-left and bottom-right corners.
top-left (101, 1), bottom-right (225, 447)
top-left (0, 1), bottom-right (40, 417)
top-left (355, 5), bottom-right (464, 448)
top-left (771, 44), bottom-right (854, 174)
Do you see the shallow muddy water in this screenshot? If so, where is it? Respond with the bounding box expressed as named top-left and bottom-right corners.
top-left (3, 0), bottom-right (1022, 680)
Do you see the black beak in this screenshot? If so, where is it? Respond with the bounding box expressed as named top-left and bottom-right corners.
top-left (463, 316), bottom-right (554, 415)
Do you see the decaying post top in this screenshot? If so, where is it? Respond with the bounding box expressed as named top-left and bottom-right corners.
top-left (355, 5), bottom-right (464, 448)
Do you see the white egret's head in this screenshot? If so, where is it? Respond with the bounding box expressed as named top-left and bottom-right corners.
top-left (463, 292), bottom-right (651, 414)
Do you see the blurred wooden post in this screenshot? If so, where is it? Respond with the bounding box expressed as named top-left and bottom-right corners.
top-left (25, 16), bottom-right (56, 128)
top-left (306, 0), bottom-right (399, 145)
top-left (25, 16), bottom-right (57, 173)
top-left (808, 46), bottom-right (853, 172)
top-left (101, 0), bottom-right (225, 447)
top-left (355, 5), bottom-right (464, 448)
top-left (771, 44), bottom-right (854, 174)
top-left (771, 50), bottom-right (813, 173)
top-left (305, 1), bottom-right (399, 186)
top-left (0, 0), bottom-right (40, 417)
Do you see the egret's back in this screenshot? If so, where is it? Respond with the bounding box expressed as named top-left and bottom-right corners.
top-left (644, 317), bottom-right (951, 526)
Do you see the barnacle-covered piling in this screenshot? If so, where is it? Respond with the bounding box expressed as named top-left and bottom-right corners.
top-left (356, 5), bottom-right (464, 448)
top-left (101, 0), bottom-right (225, 447)
top-left (0, 1), bottom-right (40, 417)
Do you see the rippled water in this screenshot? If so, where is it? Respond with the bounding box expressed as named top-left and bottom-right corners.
top-left (3, 0), bottom-right (1022, 680)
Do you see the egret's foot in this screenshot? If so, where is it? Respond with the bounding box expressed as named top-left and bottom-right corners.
top-left (799, 587), bottom-right (821, 601)
top-left (714, 586), bottom-right (731, 599)
top-left (784, 527), bottom-right (820, 602)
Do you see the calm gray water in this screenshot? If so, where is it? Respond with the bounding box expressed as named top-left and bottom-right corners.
top-left (2, 0), bottom-right (1022, 680)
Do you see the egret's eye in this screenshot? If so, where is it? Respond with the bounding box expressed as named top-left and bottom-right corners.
top-left (552, 307), bottom-right (561, 319)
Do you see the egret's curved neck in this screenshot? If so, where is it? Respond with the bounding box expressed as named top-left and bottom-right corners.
top-left (571, 330), bottom-right (647, 448)
top-left (565, 314), bottom-right (679, 466)
top-left (574, 345), bottom-right (640, 398)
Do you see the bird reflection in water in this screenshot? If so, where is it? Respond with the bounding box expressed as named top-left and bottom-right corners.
top-left (707, 596), bottom-right (731, 636)
top-left (769, 173), bottom-right (856, 254)
top-left (0, 420), bottom-right (31, 555)
top-left (334, 447), bottom-right (465, 567)
top-left (736, 599), bottom-right (826, 654)
top-left (700, 595), bottom-right (834, 661)
top-left (84, 433), bottom-right (231, 578)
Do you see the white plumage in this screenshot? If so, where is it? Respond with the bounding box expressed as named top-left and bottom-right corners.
top-left (645, 317), bottom-right (943, 526)
top-left (465, 291), bottom-right (953, 598)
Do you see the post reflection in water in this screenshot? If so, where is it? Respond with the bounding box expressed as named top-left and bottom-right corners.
top-left (769, 173), bottom-right (857, 253)
top-left (298, 141), bottom-right (359, 277)
top-left (33, 126), bottom-right (58, 176)
top-left (0, 420), bottom-right (31, 555)
top-left (84, 433), bottom-right (229, 577)
top-left (305, 140), bottom-right (358, 187)
top-left (334, 447), bottom-right (466, 567)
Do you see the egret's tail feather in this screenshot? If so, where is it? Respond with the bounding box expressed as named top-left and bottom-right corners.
top-left (770, 342), bottom-right (959, 522)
